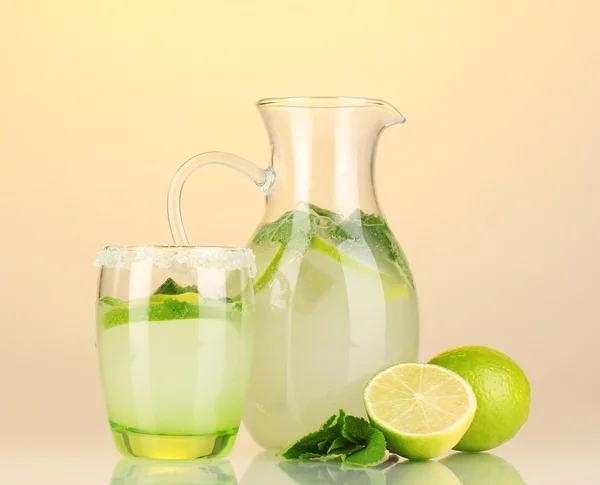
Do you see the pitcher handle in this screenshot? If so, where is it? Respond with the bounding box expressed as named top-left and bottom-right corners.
top-left (167, 151), bottom-right (274, 245)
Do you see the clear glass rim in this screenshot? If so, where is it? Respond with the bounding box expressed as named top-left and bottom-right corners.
top-left (99, 244), bottom-right (252, 254)
top-left (94, 245), bottom-right (256, 275)
top-left (256, 96), bottom-right (395, 109)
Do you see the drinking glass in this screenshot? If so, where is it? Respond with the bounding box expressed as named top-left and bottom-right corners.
top-left (94, 245), bottom-right (255, 460)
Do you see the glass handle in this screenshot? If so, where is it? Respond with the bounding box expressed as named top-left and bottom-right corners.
top-left (167, 151), bottom-right (274, 245)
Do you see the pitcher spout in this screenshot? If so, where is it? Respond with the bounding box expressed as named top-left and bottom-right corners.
top-left (371, 98), bottom-right (406, 128)
top-left (255, 96), bottom-right (406, 216)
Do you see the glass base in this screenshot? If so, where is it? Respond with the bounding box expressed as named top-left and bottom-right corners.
top-left (111, 425), bottom-right (238, 460)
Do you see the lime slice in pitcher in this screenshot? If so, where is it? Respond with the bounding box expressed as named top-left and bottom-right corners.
top-left (253, 241), bottom-right (286, 293)
top-left (311, 236), bottom-right (410, 299)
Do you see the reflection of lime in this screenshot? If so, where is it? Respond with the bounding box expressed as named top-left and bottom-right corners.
top-left (385, 461), bottom-right (462, 485)
top-left (441, 453), bottom-right (527, 485)
top-left (429, 346), bottom-right (531, 452)
top-left (364, 363), bottom-right (476, 460)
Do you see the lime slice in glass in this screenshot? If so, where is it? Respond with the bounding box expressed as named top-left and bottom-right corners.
top-left (148, 292), bottom-right (201, 304)
top-left (364, 363), bottom-right (477, 460)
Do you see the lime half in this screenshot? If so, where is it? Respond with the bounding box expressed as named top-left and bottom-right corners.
top-left (364, 363), bottom-right (477, 460)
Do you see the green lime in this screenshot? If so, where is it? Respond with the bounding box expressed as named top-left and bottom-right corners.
top-left (363, 363), bottom-right (477, 460)
top-left (441, 453), bottom-right (527, 485)
top-left (428, 346), bottom-right (530, 452)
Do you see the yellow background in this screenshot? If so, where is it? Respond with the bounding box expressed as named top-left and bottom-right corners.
top-left (0, 0), bottom-right (599, 468)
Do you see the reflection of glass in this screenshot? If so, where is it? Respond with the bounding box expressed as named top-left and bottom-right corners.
top-left (440, 453), bottom-right (528, 485)
top-left (241, 450), bottom-right (528, 485)
top-left (168, 97), bottom-right (419, 449)
top-left (110, 458), bottom-right (237, 485)
top-left (94, 246), bottom-right (255, 459)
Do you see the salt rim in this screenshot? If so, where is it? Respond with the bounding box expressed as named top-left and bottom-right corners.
top-left (93, 245), bottom-right (256, 277)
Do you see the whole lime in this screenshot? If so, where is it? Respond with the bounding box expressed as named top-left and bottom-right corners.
top-left (428, 346), bottom-right (530, 452)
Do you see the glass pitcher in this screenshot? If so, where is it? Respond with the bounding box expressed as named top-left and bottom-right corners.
top-left (167, 97), bottom-right (419, 449)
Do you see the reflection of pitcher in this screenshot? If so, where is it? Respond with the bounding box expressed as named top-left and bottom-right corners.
top-left (168, 97), bottom-right (419, 449)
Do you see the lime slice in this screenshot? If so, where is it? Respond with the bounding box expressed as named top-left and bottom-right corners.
top-left (311, 237), bottom-right (409, 299)
top-left (252, 241), bottom-right (286, 293)
top-left (148, 292), bottom-right (201, 304)
top-left (363, 363), bottom-right (477, 460)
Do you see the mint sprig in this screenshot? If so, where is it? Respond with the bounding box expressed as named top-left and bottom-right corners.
top-left (277, 410), bottom-right (387, 467)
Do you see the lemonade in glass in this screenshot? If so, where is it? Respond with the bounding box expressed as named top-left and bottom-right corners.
top-left (94, 246), bottom-right (255, 459)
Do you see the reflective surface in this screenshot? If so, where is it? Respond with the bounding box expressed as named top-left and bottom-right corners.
top-left (241, 451), bottom-right (527, 485)
top-left (2, 426), bottom-right (598, 485)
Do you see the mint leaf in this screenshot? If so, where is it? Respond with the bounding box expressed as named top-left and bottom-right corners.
top-left (277, 412), bottom-right (339, 459)
top-left (277, 410), bottom-right (387, 467)
top-left (343, 428), bottom-right (387, 467)
top-left (153, 278), bottom-right (184, 295)
top-left (326, 437), bottom-right (354, 454)
top-left (98, 296), bottom-right (127, 307)
top-left (153, 278), bottom-right (199, 296)
top-left (308, 203), bottom-right (337, 219)
top-left (298, 452), bottom-right (323, 460)
top-left (341, 415), bottom-right (372, 444)
top-left (330, 444), bottom-right (364, 458)
top-left (359, 211), bottom-right (415, 288)
top-left (252, 210), bottom-right (318, 255)
top-left (317, 440), bottom-right (330, 453)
